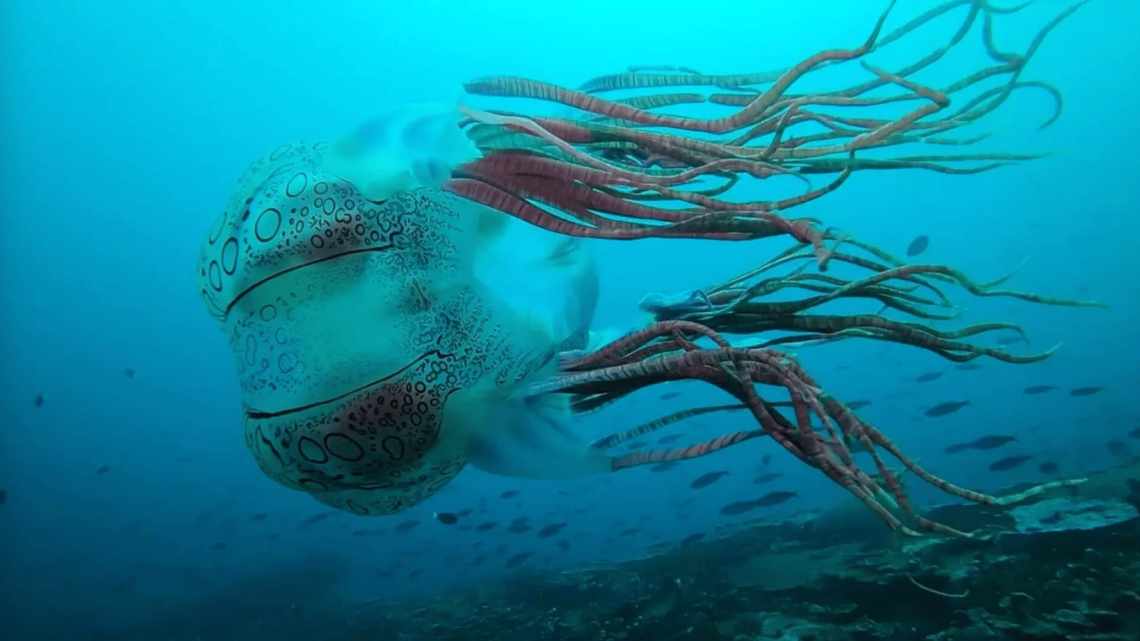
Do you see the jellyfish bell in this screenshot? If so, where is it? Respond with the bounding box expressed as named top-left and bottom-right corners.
top-left (324, 100), bottom-right (482, 203)
top-left (199, 109), bottom-right (612, 515)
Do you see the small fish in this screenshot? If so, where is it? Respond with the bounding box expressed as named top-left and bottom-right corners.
top-left (753, 472), bottom-right (784, 485)
top-left (680, 532), bottom-right (705, 545)
top-left (209, 542), bottom-right (227, 551)
top-left (914, 372), bottom-right (943, 383)
top-left (500, 490), bottom-right (519, 499)
top-left (476, 522), bottom-right (497, 532)
top-left (394, 520), bottom-right (420, 533)
top-left (1038, 461), bottom-right (1059, 475)
top-left (95, 465), bottom-right (111, 475)
top-left (657, 434), bottom-right (683, 445)
top-left (690, 470), bottom-right (729, 489)
top-left (123, 368), bottom-right (136, 379)
top-left (250, 512), bottom-right (268, 521)
top-left (1023, 385), bottom-right (1057, 395)
top-left (1070, 386), bottom-right (1104, 397)
top-left (299, 512), bottom-right (333, 528)
top-left (1129, 427), bottom-right (1140, 440)
top-left (906, 235), bottom-right (929, 257)
top-left (720, 491), bottom-right (797, 515)
top-left (846, 400), bottom-right (871, 410)
top-left (625, 441), bottom-right (648, 450)
top-left (619, 527), bottom-right (640, 537)
top-left (761, 454), bottom-right (772, 466)
top-left (650, 461), bottom-right (679, 473)
top-left (537, 522), bottom-right (566, 538)
top-left (456, 508), bottom-right (473, 517)
top-left (955, 363), bottom-right (982, 371)
top-left (720, 500), bottom-right (762, 516)
top-left (33, 393), bottom-right (44, 408)
top-left (989, 455), bottom-right (1032, 472)
top-left (0, 489), bottom-right (6, 505)
top-left (1106, 440), bottom-right (1130, 458)
top-left (659, 391), bottom-right (681, 401)
top-left (753, 490), bottom-right (797, 507)
top-left (924, 401), bottom-right (969, 417)
top-left (944, 435), bottom-right (1016, 454)
top-left (505, 552), bottom-right (532, 569)
top-left (434, 512), bottom-right (459, 525)
top-left (556, 540), bottom-right (571, 552)
top-left (507, 522), bottom-right (532, 534)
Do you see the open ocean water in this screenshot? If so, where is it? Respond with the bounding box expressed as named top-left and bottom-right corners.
top-left (2, 1), bottom-right (1139, 640)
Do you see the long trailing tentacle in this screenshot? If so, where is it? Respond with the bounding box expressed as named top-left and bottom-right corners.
top-left (534, 322), bottom-right (1085, 536)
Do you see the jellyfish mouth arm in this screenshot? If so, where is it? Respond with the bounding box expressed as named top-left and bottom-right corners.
top-left (448, 1), bottom-right (1085, 269)
top-left (540, 321), bottom-right (1085, 536)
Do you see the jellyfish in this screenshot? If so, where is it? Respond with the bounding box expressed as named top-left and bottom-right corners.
top-left (200, 0), bottom-right (1096, 533)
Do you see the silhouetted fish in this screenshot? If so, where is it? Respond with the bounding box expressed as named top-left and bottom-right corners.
top-left (556, 540), bottom-right (571, 552)
top-left (434, 512), bottom-right (459, 525)
top-left (944, 435), bottom-right (1016, 454)
top-left (761, 454), bottom-right (772, 466)
top-left (476, 522), bottom-right (497, 532)
top-left (500, 490), bottom-right (519, 499)
top-left (395, 520), bottom-right (420, 533)
top-left (209, 542), bottom-right (227, 551)
top-left (753, 490), bottom-right (797, 507)
top-left (0, 488), bottom-right (6, 505)
top-left (299, 512), bottom-right (334, 528)
top-left (33, 393), bottom-right (44, 408)
top-left (250, 512), bottom-right (268, 521)
top-left (626, 441), bottom-right (648, 450)
top-left (95, 465), bottom-right (111, 475)
top-left (505, 552), bottom-right (532, 568)
top-left (659, 391), bottom-right (681, 401)
top-left (1038, 461), bottom-right (1059, 474)
top-left (1070, 386), bottom-right (1104, 397)
top-left (846, 400), bottom-right (871, 410)
top-left (657, 434), bottom-right (683, 445)
top-left (989, 455), bottom-right (1032, 472)
top-left (1129, 427), bottom-right (1140, 440)
top-left (124, 368), bottom-right (136, 379)
top-left (924, 401), bottom-right (969, 417)
top-left (914, 371), bottom-right (943, 383)
top-left (690, 471), bottom-right (729, 489)
top-left (507, 522), bottom-right (532, 534)
top-left (721, 490), bottom-right (797, 515)
top-left (1023, 385), bottom-right (1057, 395)
top-left (753, 472), bottom-right (784, 485)
top-left (537, 522), bottom-right (566, 538)
top-left (650, 461), bottom-right (679, 473)
top-left (1106, 440), bottom-right (1130, 458)
top-left (681, 532), bottom-right (705, 545)
top-left (720, 500), bottom-right (762, 516)
top-left (906, 235), bottom-right (929, 257)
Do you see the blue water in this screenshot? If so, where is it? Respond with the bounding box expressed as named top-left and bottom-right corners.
top-left (2, 1), bottom-right (1138, 639)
